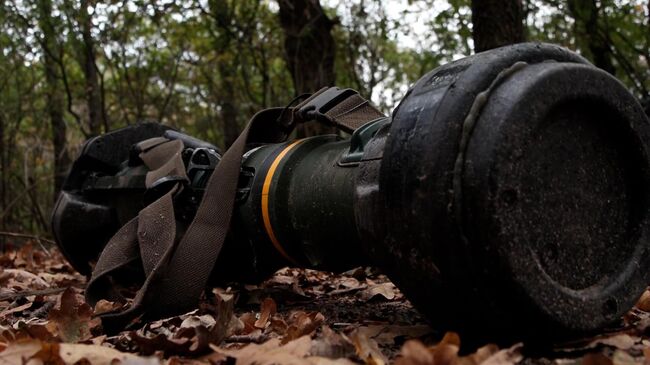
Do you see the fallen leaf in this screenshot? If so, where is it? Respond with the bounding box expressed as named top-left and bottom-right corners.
top-left (0, 302), bottom-right (33, 317)
top-left (583, 352), bottom-right (613, 365)
top-left (93, 299), bottom-right (122, 315)
top-left (0, 339), bottom-right (160, 365)
top-left (238, 312), bottom-right (259, 335)
top-left (643, 347), bottom-right (650, 362)
top-left (636, 290), bottom-right (650, 312)
top-left (481, 343), bottom-right (522, 365)
top-left (310, 326), bottom-right (355, 359)
top-left (254, 297), bottom-right (277, 329)
top-left (356, 325), bottom-right (433, 346)
top-left (395, 340), bottom-right (433, 365)
top-left (211, 335), bottom-right (355, 365)
top-left (129, 331), bottom-right (195, 357)
top-left (180, 315), bottom-right (217, 330)
top-left (463, 344), bottom-right (499, 365)
top-left (358, 283), bottom-right (396, 301)
top-left (29, 341), bottom-right (64, 365)
top-left (3, 269), bottom-right (49, 290)
top-left (282, 311), bottom-right (325, 344)
top-left (46, 288), bottom-right (100, 342)
top-left (5, 321), bottom-right (55, 342)
top-left (394, 333), bottom-right (504, 365)
top-left (62, 342), bottom-right (161, 364)
top-left (0, 339), bottom-right (42, 365)
top-left (595, 334), bottom-right (638, 351)
top-left (350, 328), bottom-right (389, 365)
top-left (612, 350), bottom-right (636, 365)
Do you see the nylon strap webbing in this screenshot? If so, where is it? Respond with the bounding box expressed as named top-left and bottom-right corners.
top-left (86, 90), bottom-right (384, 332)
top-left (291, 87), bottom-right (385, 133)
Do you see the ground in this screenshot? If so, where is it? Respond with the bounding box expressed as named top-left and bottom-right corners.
top-left (1, 241), bottom-right (650, 364)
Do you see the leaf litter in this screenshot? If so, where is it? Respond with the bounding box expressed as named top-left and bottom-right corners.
top-left (2, 242), bottom-right (650, 364)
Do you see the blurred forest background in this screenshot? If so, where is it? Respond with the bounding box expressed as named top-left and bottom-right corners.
top-left (0, 0), bottom-right (648, 238)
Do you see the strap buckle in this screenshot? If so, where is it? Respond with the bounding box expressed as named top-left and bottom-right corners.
top-left (296, 87), bottom-right (358, 123)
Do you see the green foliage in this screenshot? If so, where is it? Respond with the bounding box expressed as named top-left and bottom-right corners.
top-left (526, 0), bottom-right (649, 98)
top-left (0, 0), bottom-right (648, 235)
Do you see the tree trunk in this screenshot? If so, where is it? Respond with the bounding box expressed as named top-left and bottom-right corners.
top-left (218, 63), bottom-right (241, 148)
top-left (37, 0), bottom-right (71, 200)
top-left (78, 0), bottom-right (106, 135)
top-left (208, 0), bottom-right (242, 149)
top-left (567, 0), bottom-right (616, 74)
top-left (0, 114), bottom-right (6, 243)
top-left (471, 0), bottom-right (525, 52)
top-left (277, 0), bottom-right (337, 137)
top-left (644, 0), bottom-right (650, 117)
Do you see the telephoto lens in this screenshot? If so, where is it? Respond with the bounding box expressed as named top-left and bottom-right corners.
top-left (52, 43), bottom-right (650, 343)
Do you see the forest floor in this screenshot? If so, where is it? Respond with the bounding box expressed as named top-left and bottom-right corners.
top-left (1, 242), bottom-right (650, 364)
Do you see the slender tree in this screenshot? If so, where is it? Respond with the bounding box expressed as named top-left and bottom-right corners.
top-left (567, 0), bottom-right (616, 74)
top-left (471, 0), bottom-right (525, 52)
top-left (63, 0), bottom-right (106, 135)
top-left (37, 0), bottom-right (70, 199)
top-left (277, 0), bottom-right (337, 136)
top-left (206, 0), bottom-right (244, 148)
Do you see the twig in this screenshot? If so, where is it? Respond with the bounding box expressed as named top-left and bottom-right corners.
top-left (28, 300), bottom-right (55, 319)
top-left (225, 333), bottom-right (269, 344)
top-left (0, 287), bottom-right (66, 302)
top-left (0, 231), bottom-right (56, 246)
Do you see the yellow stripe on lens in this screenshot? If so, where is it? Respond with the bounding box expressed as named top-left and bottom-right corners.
top-left (261, 139), bottom-right (305, 265)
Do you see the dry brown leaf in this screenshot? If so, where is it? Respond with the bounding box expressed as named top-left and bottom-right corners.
top-left (595, 334), bottom-right (639, 351)
top-left (129, 331), bottom-right (195, 357)
top-left (357, 325), bottom-right (433, 346)
top-left (480, 343), bottom-right (522, 365)
top-left (310, 326), bottom-right (355, 359)
top-left (269, 314), bottom-right (289, 335)
top-left (643, 347), bottom-right (650, 363)
top-left (636, 290), bottom-right (650, 312)
top-left (358, 283), bottom-right (397, 301)
top-left (0, 339), bottom-right (160, 365)
top-left (170, 352), bottom-right (230, 365)
top-left (211, 335), bottom-right (354, 365)
top-left (254, 297), bottom-right (277, 329)
top-left (93, 299), bottom-right (122, 315)
top-left (213, 337), bottom-right (309, 365)
top-left (282, 311), bottom-right (325, 344)
top-left (29, 341), bottom-right (64, 365)
top-left (3, 269), bottom-right (49, 289)
top-left (438, 332), bottom-right (461, 347)
top-left (238, 312), bottom-right (258, 335)
top-left (46, 288), bottom-right (99, 343)
top-left (180, 315), bottom-right (217, 330)
top-left (266, 274), bottom-right (297, 286)
top-left (8, 321), bottom-right (56, 342)
top-left (130, 294), bottom-right (236, 357)
top-left (459, 344), bottom-right (499, 365)
top-left (338, 277), bottom-right (361, 289)
top-left (612, 350), bottom-right (637, 365)
top-left (61, 342), bottom-right (161, 364)
top-left (394, 334), bottom-right (505, 365)
top-left (430, 343), bottom-right (459, 365)
top-left (583, 352), bottom-right (614, 365)
top-left (0, 339), bottom-right (42, 365)
top-left (349, 328), bottom-right (389, 365)
top-left (395, 340), bottom-right (434, 365)
top-left (0, 302), bottom-right (33, 317)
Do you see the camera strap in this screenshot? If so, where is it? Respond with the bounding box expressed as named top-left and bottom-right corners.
top-left (86, 89), bottom-right (384, 332)
top-left (286, 87), bottom-right (385, 132)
